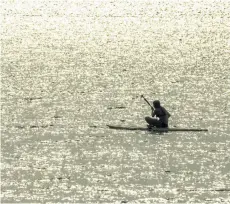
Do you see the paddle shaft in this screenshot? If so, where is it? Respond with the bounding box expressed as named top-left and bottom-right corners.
top-left (141, 95), bottom-right (154, 110)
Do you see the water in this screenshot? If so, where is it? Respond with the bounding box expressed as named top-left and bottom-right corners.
top-left (1, 0), bottom-right (230, 203)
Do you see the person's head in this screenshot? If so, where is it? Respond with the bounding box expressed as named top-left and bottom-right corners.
top-left (153, 100), bottom-right (161, 108)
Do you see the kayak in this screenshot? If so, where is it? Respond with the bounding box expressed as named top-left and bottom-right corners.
top-left (107, 125), bottom-right (208, 132)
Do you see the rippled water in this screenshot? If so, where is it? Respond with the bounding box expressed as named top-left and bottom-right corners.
top-left (1, 0), bottom-right (230, 203)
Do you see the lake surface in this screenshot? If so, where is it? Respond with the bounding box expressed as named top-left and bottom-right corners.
top-left (1, 0), bottom-right (230, 203)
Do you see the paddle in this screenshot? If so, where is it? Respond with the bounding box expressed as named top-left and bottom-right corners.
top-left (141, 95), bottom-right (154, 110)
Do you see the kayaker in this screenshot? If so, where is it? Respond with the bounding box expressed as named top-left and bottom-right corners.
top-left (145, 100), bottom-right (171, 128)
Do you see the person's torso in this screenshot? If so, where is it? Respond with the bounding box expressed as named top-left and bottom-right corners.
top-left (155, 107), bottom-right (169, 124)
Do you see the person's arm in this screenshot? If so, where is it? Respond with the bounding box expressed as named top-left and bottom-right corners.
top-left (162, 107), bottom-right (171, 118)
top-left (166, 110), bottom-right (171, 118)
top-left (151, 108), bottom-right (156, 117)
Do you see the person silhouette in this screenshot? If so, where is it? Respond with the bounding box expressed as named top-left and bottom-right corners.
top-left (145, 100), bottom-right (171, 128)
